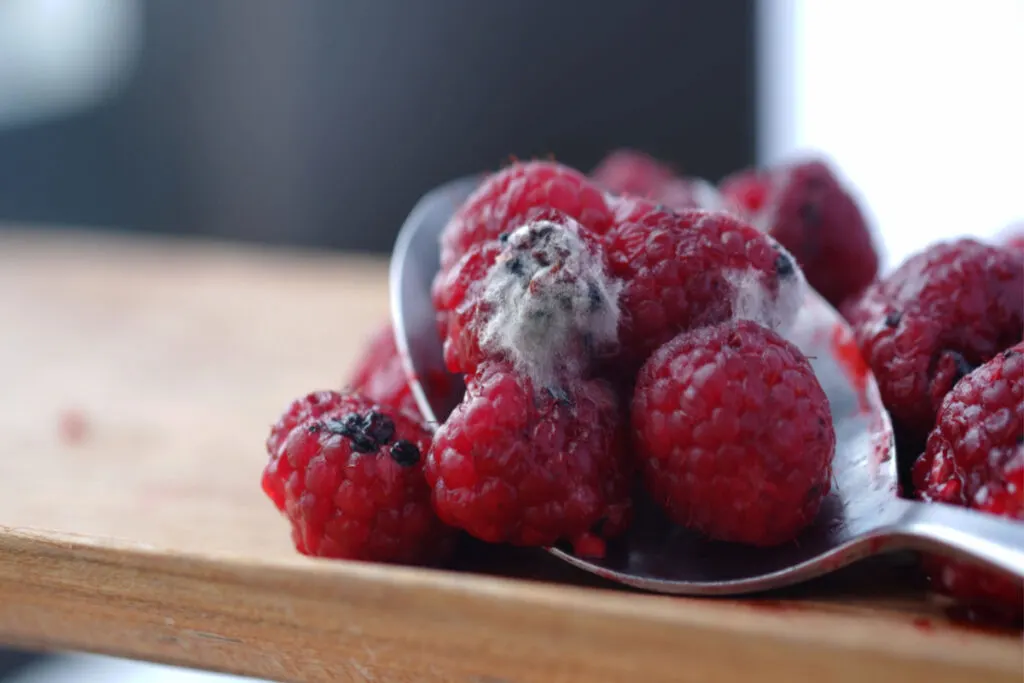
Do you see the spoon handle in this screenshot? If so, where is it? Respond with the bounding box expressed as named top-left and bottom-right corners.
top-left (885, 498), bottom-right (1024, 578)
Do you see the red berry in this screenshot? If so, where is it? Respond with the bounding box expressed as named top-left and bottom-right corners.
top-left (845, 239), bottom-right (1023, 438)
top-left (425, 360), bottom-right (633, 555)
top-left (632, 320), bottom-right (835, 546)
top-left (262, 391), bottom-right (456, 565)
top-left (439, 160), bottom-right (614, 274)
top-left (720, 159), bottom-right (879, 308)
top-left (591, 149), bottom-right (676, 199)
top-left (592, 149), bottom-right (723, 212)
top-left (912, 343), bottom-right (1024, 622)
top-left (604, 200), bottom-right (805, 374)
top-left (433, 211), bottom-right (621, 380)
top-left (345, 322), bottom-right (454, 420)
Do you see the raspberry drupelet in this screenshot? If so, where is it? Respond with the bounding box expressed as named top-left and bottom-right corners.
top-left (912, 343), bottom-right (1024, 623)
top-left (262, 391), bottom-right (456, 565)
top-left (425, 360), bottom-right (633, 555)
top-left (632, 320), bottom-right (836, 546)
top-left (720, 158), bottom-right (879, 308)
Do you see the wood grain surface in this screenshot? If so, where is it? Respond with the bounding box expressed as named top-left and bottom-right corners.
top-left (0, 228), bottom-right (1020, 683)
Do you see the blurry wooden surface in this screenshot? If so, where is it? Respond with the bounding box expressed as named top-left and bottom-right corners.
top-left (0, 228), bottom-right (1019, 683)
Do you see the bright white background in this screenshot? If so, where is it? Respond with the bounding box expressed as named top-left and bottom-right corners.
top-left (760, 0), bottom-right (1024, 272)
top-left (4, 1), bottom-right (1022, 681)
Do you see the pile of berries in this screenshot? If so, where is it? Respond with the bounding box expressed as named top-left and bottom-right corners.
top-left (260, 149), bottom-right (1023, 624)
top-left (843, 235), bottom-right (1023, 622)
top-left (262, 155), bottom-right (838, 569)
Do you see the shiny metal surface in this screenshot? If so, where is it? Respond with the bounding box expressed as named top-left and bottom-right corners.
top-left (390, 176), bottom-right (1024, 595)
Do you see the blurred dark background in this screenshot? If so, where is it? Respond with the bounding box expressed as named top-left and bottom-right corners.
top-left (0, 0), bottom-right (756, 254)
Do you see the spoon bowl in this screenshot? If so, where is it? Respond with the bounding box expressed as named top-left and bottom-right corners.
top-left (390, 176), bottom-right (1024, 595)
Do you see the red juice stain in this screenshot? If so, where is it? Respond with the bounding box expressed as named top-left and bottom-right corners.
top-left (830, 323), bottom-right (871, 413)
top-left (912, 617), bottom-right (934, 632)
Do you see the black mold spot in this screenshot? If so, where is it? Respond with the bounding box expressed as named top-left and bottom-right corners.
top-left (884, 311), bottom-right (902, 328)
top-left (534, 224), bottom-right (555, 240)
top-left (506, 257), bottom-right (524, 276)
top-left (1003, 348), bottom-right (1020, 359)
top-left (498, 232), bottom-right (510, 243)
top-left (949, 351), bottom-right (974, 385)
top-left (326, 411), bottom-right (396, 453)
top-left (390, 440), bottom-right (421, 467)
top-left (587, 281), bottom-right (604, 312)
top-left (774, 253), bottom-right (795, 278)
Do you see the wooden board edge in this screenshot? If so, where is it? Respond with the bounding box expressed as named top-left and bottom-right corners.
top-left (0, 526), bottom-right (1020, 683)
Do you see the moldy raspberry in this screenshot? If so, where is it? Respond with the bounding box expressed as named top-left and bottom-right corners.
top-left (262, 391), bottom-right (456, 565)
top-left (844, 239), bottom-right (1023, 440)
top-left (603, 200), bottom-right (806, 374)
top-left (439, 160), bottom-right (613, 274)
top-left (912, 343), bottom-right (1024, 622)
top-left (720, 159), bottom-right (879, 308)
top-left (425, 360), bottom-right (633, 556)
top-left (434, 211), bottom-right (621, 382)
top-left (632, 319), bottom-right (835, 546)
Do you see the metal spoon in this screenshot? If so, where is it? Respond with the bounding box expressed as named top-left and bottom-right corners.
top-left (389, 175), bottom-right (1024, 596)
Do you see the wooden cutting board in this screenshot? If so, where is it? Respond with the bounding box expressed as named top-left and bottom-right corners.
top-left (0, 228), bottom-right (1019, 683)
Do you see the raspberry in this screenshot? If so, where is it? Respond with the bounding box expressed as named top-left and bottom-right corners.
top-left (632, 320), bottom-right (835, 546)
top-left (604, 201), bottom-right (806, 374)
top-left (591, 149), bottom-right (675, 199)
top-left (591, 149), bottom-right (724, 212)
top-left (720, 159), bottom-right (879, 308)
top-left (425, 360), bottom-right (633, 555)
top-left (262, 391), bottom-right (456, 565)
top-left (912, 343), bottom-right (1024, 622)
top-left (434, 211), bottom-right (621, 382)
top-left (844, 239), bottom-right (1023, 439)
top-left (439, 160), bottom-right (614, 274)
top-left (345, 322), bottom-right (454, 420)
